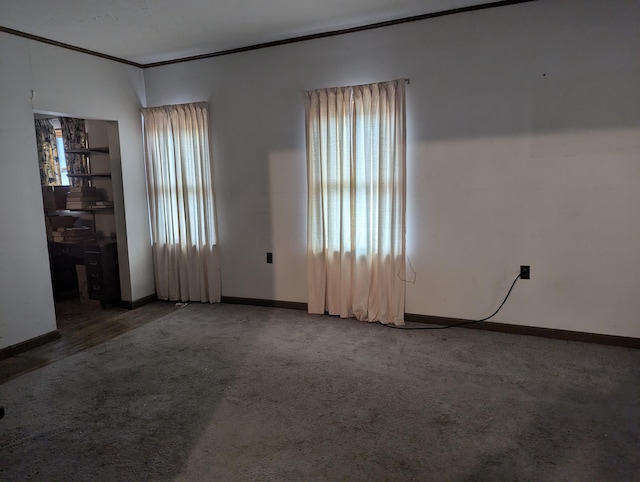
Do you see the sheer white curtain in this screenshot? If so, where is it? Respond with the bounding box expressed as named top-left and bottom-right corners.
top-left (142, 102), bottom-right (221, 303)
top-left (304, 79), bottom-right (406, 325)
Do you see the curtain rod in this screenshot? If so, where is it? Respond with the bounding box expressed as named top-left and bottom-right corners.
top-left (141, 101), bottom-right (209, 112)
top-left (303, 78), bottom-right (409, 93)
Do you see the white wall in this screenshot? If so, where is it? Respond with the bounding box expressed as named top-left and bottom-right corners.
top-left (144, 0), bottom-right (640, 337)
top-left (0, 33), bottom-right (156, 348)
top-left (0, 35), bottom-right (56, 348)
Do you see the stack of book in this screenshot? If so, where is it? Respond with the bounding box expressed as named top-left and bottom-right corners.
top-left (51, 229), bottom-right (66, 243)
top-left (45, 215), bottom-right (76, 241)
top-left (66, 186), bottom-right (103, 210)
top-left (51, 226), bottom-right (94, 243)
top-left (93, 200), bottom-right (114, 209)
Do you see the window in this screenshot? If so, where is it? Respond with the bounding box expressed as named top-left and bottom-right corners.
top-left (141, 102), bottom-right (220, 303)
top-left (55, 129), bottom-right (70, 185)
top-left (304, 79), bottom-right (407, 325)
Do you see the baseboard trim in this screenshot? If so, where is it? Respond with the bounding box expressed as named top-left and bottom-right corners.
top-left (0, 330), bottom-right (62, 360)
top-left (120, 293), bottom-right (158, 310)
top-left (217, 297), bottom-right (639, 348)
top-left (404, 313), bottom-right (640, 349)
top-left (221, 296), bottom-right (308, 311)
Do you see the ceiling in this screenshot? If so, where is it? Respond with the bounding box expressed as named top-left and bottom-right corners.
top-left (2, 0), bottom-right (492, 65)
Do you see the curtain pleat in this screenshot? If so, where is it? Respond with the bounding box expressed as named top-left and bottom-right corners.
top-left (142, 102), bottom-right (221, 303)
top-left (34, 119), bottom-right (61, 186)
top-left (59, 117), bottom-right (88, 187)
top-left (304, 80), bottom-right (406, 325)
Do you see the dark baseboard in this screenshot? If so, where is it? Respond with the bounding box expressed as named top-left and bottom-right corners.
top-left (0, 330), bottom-right (62, 360)
top-left (404, 313), bottom-right (640, 349)
top-left (119, 293), bottom-right (158, 310)
top-left (221, 296), bottom-right (308, 311)
top-left (211, 296), bottom-right (639, 348)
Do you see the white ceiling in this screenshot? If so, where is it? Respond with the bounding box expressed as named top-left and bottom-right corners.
top-left (2, 0), bottom-right (490, 65)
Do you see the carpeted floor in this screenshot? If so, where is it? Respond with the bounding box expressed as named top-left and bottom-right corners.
top-left (1, 303), bottom-right (639, 480)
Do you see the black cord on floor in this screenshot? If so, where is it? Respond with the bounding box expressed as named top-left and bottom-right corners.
top-left (387, 273), bottom-right (521, 330)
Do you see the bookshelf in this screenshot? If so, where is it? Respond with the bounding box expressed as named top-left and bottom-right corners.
top-left (42, 124), bottom-right (120, 304)
top-left (62, 141), bottom-right (116, 237)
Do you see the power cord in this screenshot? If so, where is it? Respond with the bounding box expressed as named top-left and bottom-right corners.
top-left (387, 273), bottom-right (521, 330)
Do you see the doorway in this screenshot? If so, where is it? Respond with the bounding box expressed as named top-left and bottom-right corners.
top-left (35, 114), bottom-right (125, 330)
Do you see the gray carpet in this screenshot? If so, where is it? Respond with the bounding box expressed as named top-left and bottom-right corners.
top-left (1, 303), bottom-right (639, 481)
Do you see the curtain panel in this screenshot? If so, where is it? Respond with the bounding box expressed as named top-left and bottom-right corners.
top-left (142, 102), bottom-right (221, 303)
top-left (35, 119), bottom-right (61, 186)
top-left (304, 79), bottom-right (406, 325)
top-left (59, 117), bottom-right (88, 187)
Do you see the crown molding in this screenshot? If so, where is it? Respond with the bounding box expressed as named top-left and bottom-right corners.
top-left (1, 0), bottom-right (536, 69)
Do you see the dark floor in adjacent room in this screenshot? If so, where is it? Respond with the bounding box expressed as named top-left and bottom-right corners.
top-left (0, 299), bottom-right (179, 384)
top-left (1, 303), bottom-right (639, 480)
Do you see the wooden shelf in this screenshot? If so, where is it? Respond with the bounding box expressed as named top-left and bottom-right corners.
top-left (67, 173), bottom-right (111, 179)
top-left (65, 147), bottom-right (109, 155)
top-left (45, 209), bottom-right (80, 216)
top-left (46, 208), bottom-right (113, 214)
top-left (68, 208), bottom-right (114, 213)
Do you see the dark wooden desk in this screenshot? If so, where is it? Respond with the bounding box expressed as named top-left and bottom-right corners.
top-left (48, 241), bottom-right (120, 303)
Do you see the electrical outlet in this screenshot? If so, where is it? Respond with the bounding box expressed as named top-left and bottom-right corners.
top-left (520, 265), bottom-right (530, 280)
top-left (267, 252), bottom-right (273, 264)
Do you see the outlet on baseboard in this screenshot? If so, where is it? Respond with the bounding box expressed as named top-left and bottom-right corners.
top-left (520, 265), bottom-right (530, 279)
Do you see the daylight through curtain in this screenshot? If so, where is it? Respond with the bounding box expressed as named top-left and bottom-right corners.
top-left (304, 79), bottom-right (406, 325)
top-left (142, 102), bottom-right (221, 303)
